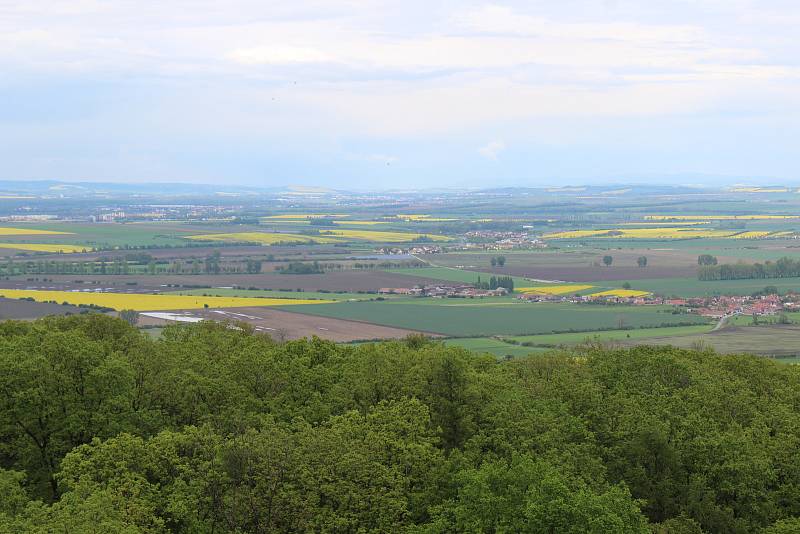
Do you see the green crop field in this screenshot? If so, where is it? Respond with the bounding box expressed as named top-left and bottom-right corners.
top-left (4, 222), bottom-right (197, 248)
top-left (508, 324), bottom-right (713, 346)
top-left (604, 277), bottom-right (800, 297)
top-left (618, 324), bottom-right (800, 357)
top-left (443, 337), bottom-right (550, 358)
top-left (289, 300), bottom-right (709, 336)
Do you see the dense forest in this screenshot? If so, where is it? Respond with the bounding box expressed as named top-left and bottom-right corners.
top-left (2, 315), bottom-right (800, 533)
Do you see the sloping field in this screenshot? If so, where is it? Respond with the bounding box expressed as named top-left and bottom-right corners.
top-left (289, 300), bottom-right (709, 336)
top-left (0, 289), bottom-right (334, 311)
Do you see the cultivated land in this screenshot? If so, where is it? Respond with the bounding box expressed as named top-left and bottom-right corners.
top-left (0, 297), bottom-right (83, 319)
top-left (0, 271), bottom-right (451, 292)
top-left (3, 184), bottom-right (800, 356)
top-left (0, 289), bottom-right (333, 311)
top-left (141, 306), bottom-right (431, 342)
top-left (619, 324), bottom-right (800, 357)
top-left (289, 300), bottom-right (709, 337)
top-left (603, 276), bottom-right (800, 297)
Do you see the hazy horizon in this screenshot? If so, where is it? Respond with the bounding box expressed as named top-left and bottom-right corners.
top-left (2, 1), bottom-right (799, 188)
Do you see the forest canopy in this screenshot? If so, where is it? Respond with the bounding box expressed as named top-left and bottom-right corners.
top-left (1, 314), bottom-right (800, 533)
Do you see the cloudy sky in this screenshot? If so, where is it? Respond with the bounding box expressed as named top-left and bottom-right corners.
top-left (1, 0), bottom-right (799, 188)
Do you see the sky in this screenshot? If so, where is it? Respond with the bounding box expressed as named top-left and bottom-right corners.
top-left (1, 0), bottom-right (799, 189)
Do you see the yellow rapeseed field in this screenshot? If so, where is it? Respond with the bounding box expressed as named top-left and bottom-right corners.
top-left (186, 232), bottom-right (342, 245)
top-left (0, 289), bottom-right (334, 311)
top-left (517, 285), bottom-right (594, 295)
top-left (546, 227), bottom-right (740, 239)
top-left (0, 227), bottom-right (73, 236)
top-left (589, 289), bottom-right (651, 298)
top-left (0, 243), bottom-right (89, 253)
top-left (544, 230), bottom-right (611, 239)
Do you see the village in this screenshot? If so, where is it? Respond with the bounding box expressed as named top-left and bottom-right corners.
top-left (518, 291), bottom-right (787, 317)
top-left (377, 282), bottom-right (791, 320)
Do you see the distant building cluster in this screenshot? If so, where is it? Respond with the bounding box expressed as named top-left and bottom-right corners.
top-left (376, 245), bottom-right (443, 255)
top-left (379, 284), bottom-right (508, 298)
top-left (460, 231), bottom-right (546, 250)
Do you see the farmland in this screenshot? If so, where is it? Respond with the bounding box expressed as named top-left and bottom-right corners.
top-left (289, 300), bottom-right (710, 336)
top-left (187, 232), bottom-right (342, 245)
top-left (0, 243), bottom-right (89, 253)
top-left (0, 226), bottom-right (72, 235)
top-left (2, 184), bottom-right (800, 355)
top-left (187, 229), bottom-right (452, 245)
top-left (0, 289), bottom-right (335, 311)
top-left (618, 325), bottom-right (800, 357)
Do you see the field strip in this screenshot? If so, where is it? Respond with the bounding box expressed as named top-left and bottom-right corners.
top-left (0, 243), bottom-right (89, 253)
top-left (0, 227), bottom-right (73, 236)
top-left (0, 289), bottom-right (336, 311)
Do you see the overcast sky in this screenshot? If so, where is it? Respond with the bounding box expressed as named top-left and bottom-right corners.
top-left (1, 0), bottom-right (799, 188)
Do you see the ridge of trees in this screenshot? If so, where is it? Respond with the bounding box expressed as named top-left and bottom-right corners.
top-left (1, 315), bottom-right (800, 532)
top-left (699, 256), bottom-right (800, 281)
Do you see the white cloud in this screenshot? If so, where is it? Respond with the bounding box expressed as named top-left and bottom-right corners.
top-left (227, 45), bottom-right (331, 65)
top-left (478, 140), bottom-right (505, 160)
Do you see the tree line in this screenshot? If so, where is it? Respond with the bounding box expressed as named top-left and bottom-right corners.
top-left (698, 256), bottom-right (800, 281)
top-left (474, 275), bottom-right (514, 291)
top-left (2, 315), bottom-right (800, 532)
